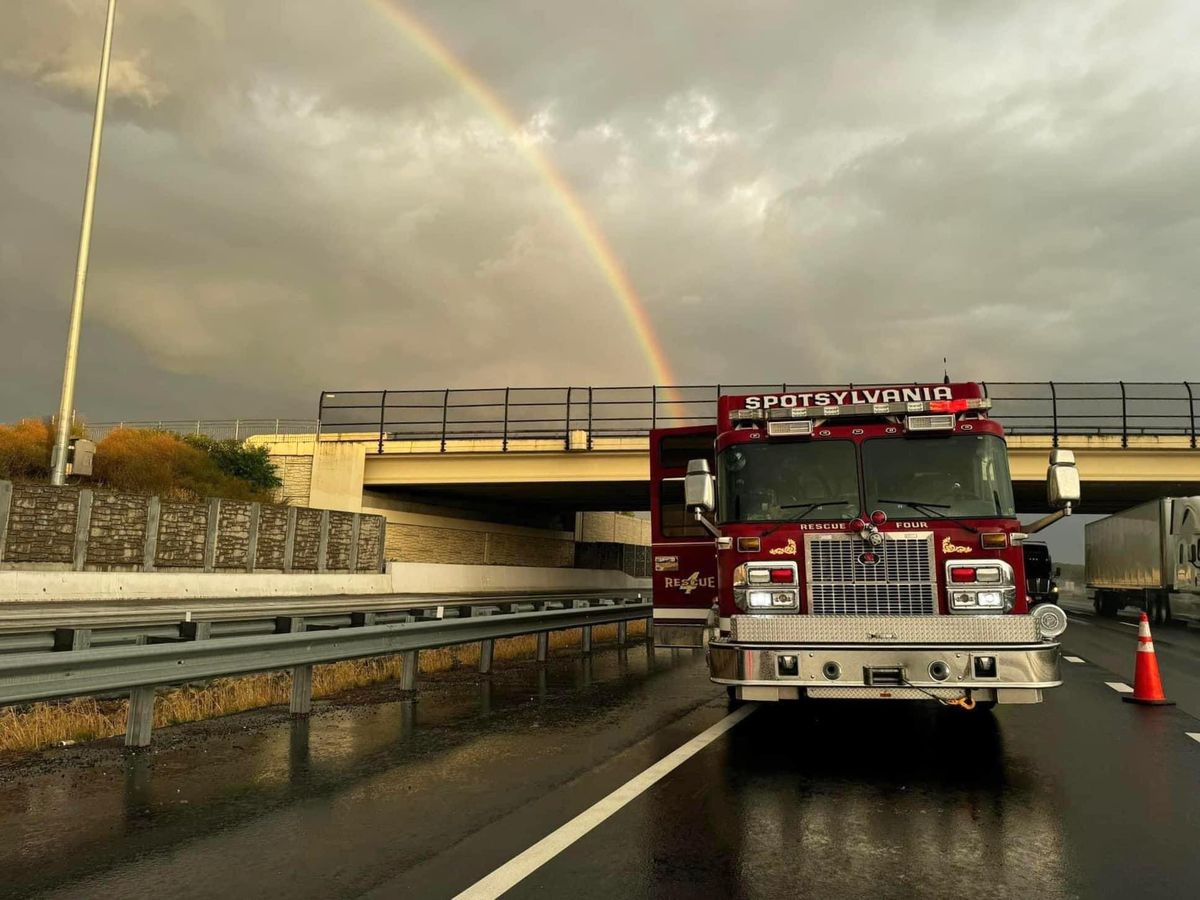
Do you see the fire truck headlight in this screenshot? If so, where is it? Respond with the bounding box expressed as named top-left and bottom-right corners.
top-left (747, 591), bottom-right (774, 609)
top-left (975, 591), bottom-right (1004, 609)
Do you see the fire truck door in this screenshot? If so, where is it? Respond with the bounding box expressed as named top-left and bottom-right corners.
top-left (650, 426), bottom-right (718, 648)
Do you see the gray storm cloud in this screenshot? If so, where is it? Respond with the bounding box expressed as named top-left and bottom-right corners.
top-left (1, 0), bottom-right (1198, 420)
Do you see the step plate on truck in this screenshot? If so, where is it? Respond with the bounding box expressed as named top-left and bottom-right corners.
top-left (729, 614), bottom-right (1041, 644)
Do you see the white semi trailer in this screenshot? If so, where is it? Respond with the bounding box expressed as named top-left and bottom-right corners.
top-left (1085, 497), bottom-right (1200, 625)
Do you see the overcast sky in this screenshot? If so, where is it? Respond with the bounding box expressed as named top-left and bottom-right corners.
top-left (3, 0), bottom-right (1199, 424)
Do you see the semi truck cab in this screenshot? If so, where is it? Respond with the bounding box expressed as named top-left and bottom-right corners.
top-left (650, 382), bottom-right (1078, 707)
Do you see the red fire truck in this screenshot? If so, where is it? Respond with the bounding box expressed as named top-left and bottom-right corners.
top-left (650, 382), bottom-right (1078, 708)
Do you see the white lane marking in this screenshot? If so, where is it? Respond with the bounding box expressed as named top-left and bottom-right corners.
top-left (1065, 616), bottom-right (1091, 627)
top-left (1064, 656), bottom-right (1086, 664)
top-left (1119, 622), bottom-right (1139, 629)
top-left (1106, 681), bottom-right (1134, 693)
top-left (1187, 733), bottom-right (1200, 745)
top-left (453, 704), bottom-right (757, 899)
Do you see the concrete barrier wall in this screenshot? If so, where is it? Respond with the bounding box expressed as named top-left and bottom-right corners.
top-left (0, 563), bottom-right (649, 601)
top-left (0, 480), bottom-right (386, 574)
top-left (386, 562), bottom-right (650, 593)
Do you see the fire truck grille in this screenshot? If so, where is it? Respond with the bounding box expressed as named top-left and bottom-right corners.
top-left (806, 532), bottom-right (937, 616)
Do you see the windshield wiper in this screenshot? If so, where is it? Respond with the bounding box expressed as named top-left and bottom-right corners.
top-left (763, 500), bottom-right (850, 537)
top-left (778, 500), bottom-right (851, 520)
top-left (875, 498), bottom-right (979, 533)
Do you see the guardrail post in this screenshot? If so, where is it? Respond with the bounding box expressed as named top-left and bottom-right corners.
top-left (617, 621), bottom-right (628, 645)
top-left (400, 650), bottom-right (419, 691)
top-left (273, 616), bottom-right (314, 715)
top-left (291, 664), bottom-right (313, 717)
top-left (246, 502), bottom-right (261, 572)
top-left (536, 631), bottom-right (550, 662)
top-left (73, 489), bottom-right (93, 571)
top-left (474, 607), bottom-right (495, 674)
top-left (53, 627), bottom-right (92, 651)
top-left (283, 508), bottom-right (298, 573)
top-left (125, 686), bottom-right (156, 749)
top-left (651, 385), bottom-right (657, 430)
top-left (586, 386), bottom-right (593, 450)
top-left (350, 611), bottom-right (377, 627)
top-left (203, 498), bottom-right (220, 572)
top-left (317, 509), bottom-right (330, 573)
top-left (0, 479), bottom-right (12, 563)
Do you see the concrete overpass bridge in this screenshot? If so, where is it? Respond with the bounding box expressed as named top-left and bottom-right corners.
top-left (256, 382), bottom-right (1200, 516)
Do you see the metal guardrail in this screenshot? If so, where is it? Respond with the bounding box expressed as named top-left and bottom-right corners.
top-left (0, 594), bottom-right (652, 747)
top-left (315, 382), bottom-right (1200, 451)
top-left (0, 590), bottom-right (647, 653)
top-left (83, 418), bottom-right (319, 441)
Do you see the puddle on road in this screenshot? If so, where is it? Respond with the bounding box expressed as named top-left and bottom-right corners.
top-left (0, 643), bottom-right (701, 899)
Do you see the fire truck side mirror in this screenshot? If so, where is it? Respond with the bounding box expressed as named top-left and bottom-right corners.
top-left (1047, 449), bottom-right (1080, 510)
top-left (684, 458), bottom-right (716, 514)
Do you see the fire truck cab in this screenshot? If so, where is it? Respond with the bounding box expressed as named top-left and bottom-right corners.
top-left (650, 383), bottom-right (1077, 707)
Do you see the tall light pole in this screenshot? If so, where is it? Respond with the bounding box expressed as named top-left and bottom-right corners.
top-left (51, 0), bottom-right (118, 485)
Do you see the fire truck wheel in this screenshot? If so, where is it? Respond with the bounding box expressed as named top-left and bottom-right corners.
top-left (726, 685), bottom-right (741, 705)
top-left (971, 699), bottom-right (997, 712)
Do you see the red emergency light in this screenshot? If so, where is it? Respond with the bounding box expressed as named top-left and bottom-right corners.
top-left (928, 399), bottom-right (971, 414)
top-left (769, 568), bottom-right (794, 583)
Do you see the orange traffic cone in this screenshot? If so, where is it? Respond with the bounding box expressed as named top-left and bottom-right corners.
top-left (1123, 612), bottom-right (1175, 706)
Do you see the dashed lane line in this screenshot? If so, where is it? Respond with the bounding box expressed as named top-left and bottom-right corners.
top-left (453, 704), bottom-right (757, 900)
top-left (1063, 656), bottom-right (1086, 664)
top-left (1119, 622), bottom-right (1139, 629)
top-left (1106, 682), bottom-right (1134, 693)
top-left (1187, 734), bottom-right (1200, 745)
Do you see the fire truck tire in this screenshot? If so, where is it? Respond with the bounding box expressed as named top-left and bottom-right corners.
top-left (726, 685), bottom-right (741, 705)
top-left (971, 700), bottom-right (997, 712)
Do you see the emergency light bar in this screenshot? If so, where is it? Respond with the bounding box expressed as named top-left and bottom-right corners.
top-left (730, 397), bottom-right (990, 423)
top-left (766, 420), bottom-right (815, 437)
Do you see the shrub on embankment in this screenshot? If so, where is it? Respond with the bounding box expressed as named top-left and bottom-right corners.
top-left (0, 419), bottom-right (280, 502)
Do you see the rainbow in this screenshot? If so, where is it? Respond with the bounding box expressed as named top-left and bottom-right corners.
top-left (368, 1), bottom-right (679, 392)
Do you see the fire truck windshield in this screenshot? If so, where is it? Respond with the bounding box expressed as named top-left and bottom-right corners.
top-left (717, 441), bottom-right (858, 523)
top-left (863, 434), bottom-right (1015, 519)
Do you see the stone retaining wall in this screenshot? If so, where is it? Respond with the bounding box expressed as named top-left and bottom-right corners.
top-left (0, 480), bottom-right (385, 573)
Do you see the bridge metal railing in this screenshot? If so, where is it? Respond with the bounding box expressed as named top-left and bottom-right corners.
top-left (315, 382), bottom-right (1200, 452)
top-left (83, 419), bottom-right (319, 441)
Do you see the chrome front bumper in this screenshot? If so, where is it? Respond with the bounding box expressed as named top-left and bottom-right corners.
top-left (708, 614), bottom-right (1061, 703)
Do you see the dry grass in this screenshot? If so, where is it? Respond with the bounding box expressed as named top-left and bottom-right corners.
top-left (0, 621), bottom-right (646, 756)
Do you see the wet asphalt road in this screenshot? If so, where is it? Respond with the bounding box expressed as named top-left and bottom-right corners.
top-left (2, 618), bottom-right (1200, 899)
